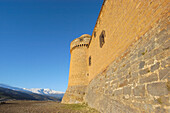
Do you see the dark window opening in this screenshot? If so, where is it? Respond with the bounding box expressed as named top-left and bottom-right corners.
top-left (99, 30), bottom-right (105, 48)
top-left (79, 38), bottom-right (83, 42)
top-left (89, 56), bottom-right (91, 66)
top-left (94, 31), bottom-right (96, 38)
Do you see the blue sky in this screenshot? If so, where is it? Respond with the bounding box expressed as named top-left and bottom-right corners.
top-left (0, 0), bottom-right (103, 92)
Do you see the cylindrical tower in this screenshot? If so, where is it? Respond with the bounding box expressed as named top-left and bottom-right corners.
top-left (62, 34), bottom-right (91, 103)
top-left (69, 34), bottom-right (91, 86)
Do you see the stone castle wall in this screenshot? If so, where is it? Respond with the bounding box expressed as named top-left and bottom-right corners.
top-left (85, 17), bottom-right (169, 112)
top-left (88, 0), bottom-right (169, 82)
top-left (62, 0), bottom-right (169, 112)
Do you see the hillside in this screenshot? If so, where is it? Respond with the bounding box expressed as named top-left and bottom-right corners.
top-left (0, 83), bottom-right (64, 99)
top-left (0, 87), bottom-right (61, 101)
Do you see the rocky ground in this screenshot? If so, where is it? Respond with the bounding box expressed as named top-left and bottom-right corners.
top-left (0, 100), bottom-right (99, 113)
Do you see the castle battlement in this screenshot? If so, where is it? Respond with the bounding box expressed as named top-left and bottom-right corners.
top-left (70, 34), bottom-right (91, 53)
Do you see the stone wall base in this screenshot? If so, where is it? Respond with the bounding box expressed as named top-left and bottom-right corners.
top-left (62, 85), bottom-right (87, 104)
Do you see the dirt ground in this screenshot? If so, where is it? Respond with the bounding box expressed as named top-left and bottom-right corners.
top-left (0, 100), bottom-right (99, 113)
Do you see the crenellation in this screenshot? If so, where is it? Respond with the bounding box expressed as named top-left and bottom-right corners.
top-left (70, 34), bottom-right (91, 53)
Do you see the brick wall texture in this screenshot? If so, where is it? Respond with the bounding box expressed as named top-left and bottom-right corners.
top-left (62, 0), bottom-right (169, 112)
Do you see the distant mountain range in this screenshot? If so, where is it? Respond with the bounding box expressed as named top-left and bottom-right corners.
top-left (0, 83), bottom-right (64, 101)
top-left (23, 88), bottom-right (64, 98)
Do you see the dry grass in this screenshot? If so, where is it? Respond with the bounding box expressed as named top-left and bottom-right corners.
top-left (0, 100), bottom-right (99, 113)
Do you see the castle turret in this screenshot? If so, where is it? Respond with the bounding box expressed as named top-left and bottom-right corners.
top-left (69, 34), bottom-right (91, 86)
top-left (62, 34), bottom-right (91, 103)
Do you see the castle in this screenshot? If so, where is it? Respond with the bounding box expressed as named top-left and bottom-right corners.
top-left (62, 0), bottom-right (169, 112)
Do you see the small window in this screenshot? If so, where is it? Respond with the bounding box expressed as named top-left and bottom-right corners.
top-left (99, 30), bottom-right (105, 48)
top-left (89, 56), bottom-right (91, 66)
top-left (94, 31), bottom-right (96, 38)
top-left (79, 38), bottom-right (83, 42)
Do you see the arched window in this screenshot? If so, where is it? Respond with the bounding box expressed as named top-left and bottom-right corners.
top-left (99, 30), bottom-right (105, 48)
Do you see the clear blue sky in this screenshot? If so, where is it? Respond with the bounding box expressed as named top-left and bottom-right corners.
top-left (0, 0), bottom-right (103, 92)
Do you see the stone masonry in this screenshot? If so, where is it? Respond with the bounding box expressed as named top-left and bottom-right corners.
top-left (62, 34), bottom-right (91, 104)
top-left (84, 17), bottom-right (170, 112)
top-left (62, 0), bottom-right (169, 112)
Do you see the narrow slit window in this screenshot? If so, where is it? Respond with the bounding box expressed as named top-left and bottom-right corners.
top-left (89, 56), bottom-right (91, 66)
top-left (99, 30), bottom-right (105, 48)
top-left (94, 31), bottom-right (96, 38)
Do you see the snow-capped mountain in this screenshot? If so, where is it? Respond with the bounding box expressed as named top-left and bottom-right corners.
top-left (0, 83), bottom-right (64, 98)
top-left (23, 88), bottom-right (64, 98)
top-left (23, 88), bottom-right (64, 95)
